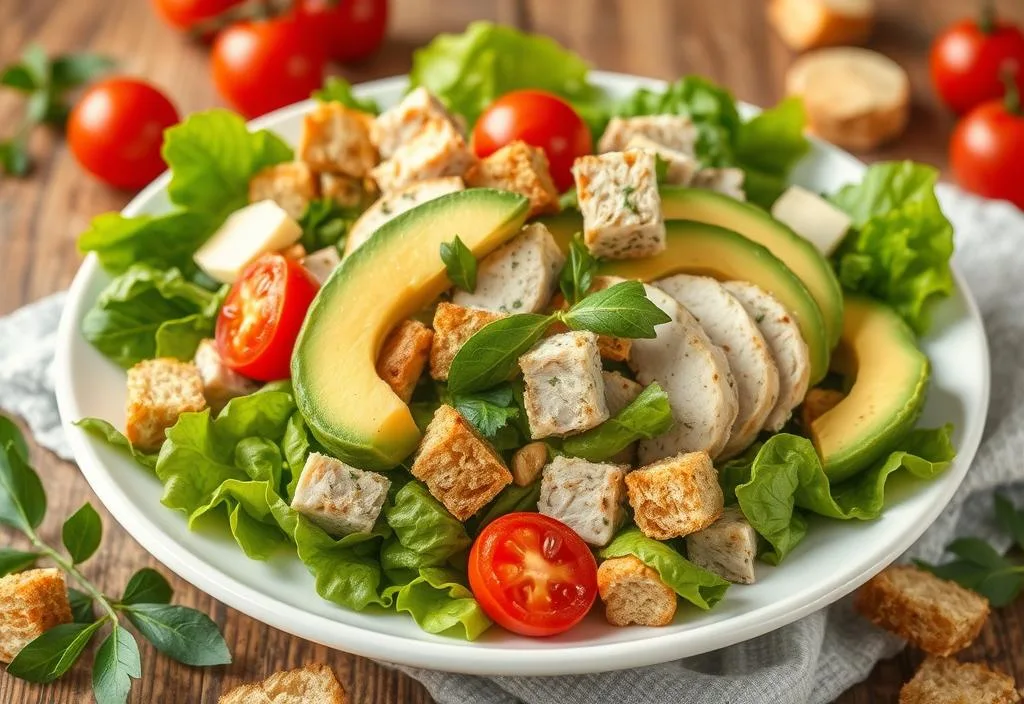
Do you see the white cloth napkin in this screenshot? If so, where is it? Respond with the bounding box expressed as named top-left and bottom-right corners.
top-left (2, 185), bottom-right (1022, 704)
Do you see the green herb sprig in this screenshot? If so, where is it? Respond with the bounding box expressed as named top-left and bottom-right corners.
top-left (558, 233), bottom-right (597, 305)
top-left (440, 235), bottom-right (478, 293)
top-left (447, 280), bottom-right (670, 394)
top-left (0, 416), bottom-right (230, 703)
top-left (560, 382), bottom-right (673, 461)
top-left (917, 494), bottom-right (1024, 607)
top-left (298, 198), bottom-right (359, 253)
top-left (0, 45), bottom-right (113, 176)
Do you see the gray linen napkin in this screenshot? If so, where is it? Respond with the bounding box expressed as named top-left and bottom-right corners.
top-left (2, 185), bottom-right (1022, 703)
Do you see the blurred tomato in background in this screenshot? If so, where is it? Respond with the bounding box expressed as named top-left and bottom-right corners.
top-left (152, 0), bottom-right (244, 31)
top-left (300, 0), bottom-right (388, 62)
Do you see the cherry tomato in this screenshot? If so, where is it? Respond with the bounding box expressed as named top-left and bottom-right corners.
top-left (950, 77), bottom-right (1024, 208)
top-left (468, 512), bottom-right (598, 637)
top-left (472, 90), bottom-right (591, 192)
top-left (216, 253), bottom-right (320, 381)
top-left (211, 15), bottom-right (326, 117)
top-left (151, 0), bottom-right (243, 31)
top-left (67, 78), bottom-right (179, 189)
top-left (299, 0), bottom-right (388, 62)
top-left (930, 11), bottom-right (1024, 114)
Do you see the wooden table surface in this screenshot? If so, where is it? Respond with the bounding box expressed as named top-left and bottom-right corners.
top-left (2, 0), bottom-right (1022, 701)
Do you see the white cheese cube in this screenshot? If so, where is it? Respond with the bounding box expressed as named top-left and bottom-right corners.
top-left (193, 200), bottom-right (302, 284)
top-left (193, 339), bottom-right (259, 414)
top-left (538, 455), bottom-right (626, 546)
top-left (520, 331), bottom-right (609, 439)
top-left (291, 453), bottom-right (391, 537)
top-left (301, 247), bottom-right (342, 284)
top-left (685, 506), bottom-right (758, 584)
top-left (770, 185), bottom-right (853, 255)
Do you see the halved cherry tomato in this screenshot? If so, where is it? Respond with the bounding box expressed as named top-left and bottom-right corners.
top-left (151, 0), bottom-right (243, 31)
top-left (468, 512), bottom-right (597, 637)
top-left (472, 90), bottom-right (591, 192)
top-left (216, 253), bottom-right (319, 381)
top-left (299, 0), bottom-right (389, 63)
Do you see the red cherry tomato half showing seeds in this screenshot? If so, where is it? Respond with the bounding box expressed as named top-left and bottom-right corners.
top-left (468, 512), bottom-right (598, 637)
top-left (930, 17), bottom-right (1024, 114)
top-left (67, 78), bottom-right (179, 189)
top-left (211, 15), bottom-right (326, 117)
top-left (950, 91), bottom-right (1024, 209)
top-left (216, 253), bottom-right (320, 382)
top-left (299, 0), bottom-right (388, 63)
top-left (472, 90), bottom-right (592, 192)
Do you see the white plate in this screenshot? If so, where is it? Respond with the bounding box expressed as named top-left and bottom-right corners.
top-left (54, 72), bottom-right (990, 676)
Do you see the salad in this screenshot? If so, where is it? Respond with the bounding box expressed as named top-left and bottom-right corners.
top-left (77, 22), bottom-right (956, 640)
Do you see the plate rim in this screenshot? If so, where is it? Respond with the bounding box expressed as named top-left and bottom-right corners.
top-left (53, 71), bottom-right (991, 676)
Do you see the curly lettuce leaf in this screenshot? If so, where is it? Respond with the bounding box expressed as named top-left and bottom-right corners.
top-left (78, 210), bottom-right (216, 276)
top-left (383, 566), bottom-right (491, 639)
top-left (381, 482), bottom-right (472, 571)
top-left (723, 426), bottom-right (956, 564)
top-left (829, 162), bottom-right (955, 334)
top-left (734, 97), bottom-right (810, 207)
top-left (294, 517), bottom-right (389, 612)
top-left (74, 418), bottom-right (158, 470)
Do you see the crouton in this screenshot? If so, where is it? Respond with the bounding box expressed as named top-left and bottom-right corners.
top-left (899, 656), bottom-right (1020, 704)
top-left (370, 118), bottom-right (476, 193)
top-left (626, 451), bottom-right (724, 540)
top-left (319, 172), bottom-right (366, 208)
top-left (520, 331), bottom-right (609, 439)
top-left (801, 387), bottom-right (846, 429)
top-left (855, 565), bottom-right (990, 656)
top-left (597, 555), bottom-right (677, 627)
top-left (291, 453), bottom-right (390, 536)
top-left (219, 663), bottom-right (348, 704)
top-left (193, 339), bottom-right (260, 414)
top-left (537, 455), bottom-right (626, 546)
top-left (685, 507), bottom-right (758, 584)
top-left (466, 140), bottom-right (560, 217)
top-left (248, 161), bottom-right (319, 220)
top-left (429, 302), bottom-right (504, 381)
top-left (0, 568), bottom-right (73, 662)
top-left (376, 319), bottom-right (434, 403)
top-left (298, 103), bottom-right (378, 177)
top-left (511, 441), bottom-right (548, 487)
top-left (411, 405), bottom-right (512, 520)
top-left (125, 358), bottom-right (207, 451)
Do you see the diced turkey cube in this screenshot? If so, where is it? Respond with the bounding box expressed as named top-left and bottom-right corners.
top-left (691, 167), bottom-right (747, 201)
top-left (598, 115), bottom-right (698, 154)
top-left (625, 135), bottom-right (700, 186)
top-left (466, 140), bottom-right (560, 217)
top-left (685, 507), bottom-right (758, 584)
top-left (520, 331), bottom-right (609, 439)
top-left (193, 339), bottom-right (259, 414)
top-left (248, 161), bottom-right (318, 220)
top-left (298, 103), bottom-right (378, 177)
top-left (300, 247), bottom-right (342, 284)
top-left (291, 453), bottom-right (390, 536)
top-left (371, 87), bottom-right (465, 159)
top-left (538, 455), bottom-right (626, 546)
top-left (370, 118), bottom-right (475, 193)
top-left (602, 371), bottom-right (643, 416)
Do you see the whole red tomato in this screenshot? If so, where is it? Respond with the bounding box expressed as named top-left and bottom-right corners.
top-left (950, 79), bottom-right (1024, 208)
top-left (67, 78), bottom-right (179, 189)
top-left (216, 253), bottom-right (320, 382)
top-left (299, 0), bottom-right (388, 62)
top-left (211, 15), bottom-right (326, 117)
top-left (930, 9), bottom-right (1024, 114)
top-left (151, 0), bottom-right (243, 31)
top-left (472, 90), bottom-right (592, 192)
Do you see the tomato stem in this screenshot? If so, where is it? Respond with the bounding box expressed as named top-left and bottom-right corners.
top-left (1003, 63), bottom-right (1022, 115)
top-left (979, 0), bottom-right (996, 34)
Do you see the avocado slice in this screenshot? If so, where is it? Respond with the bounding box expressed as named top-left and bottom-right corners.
top-left (659, 187), bottom-right (844, 351)
top-left (541, 215), bottom-right (831, 384)
top-left (811, 295), bottom-right (929, 482)
top-left (292, 189), bottom-right (529, 469)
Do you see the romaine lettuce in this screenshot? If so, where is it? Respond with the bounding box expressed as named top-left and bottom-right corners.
top-left (78, 210), bottom-right (216, 276)
top-left (560, 381), bottom-right (672, 462)
top-left (311, 76), bottom-right (380, 114)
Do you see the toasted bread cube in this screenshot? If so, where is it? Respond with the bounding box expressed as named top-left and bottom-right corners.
top-left (429, 302), bottom-right (505, 381)
top-left (0, 568), bottom-right (73, 662)
top-left (218, 662), bottom-right (348, 704)
top-left (520, 331), bottom-right (609, 439)
top-left (301, 246), bottom-right (342, 284)
top-left (899, 656), bottom-right (1020, 704)
top-left (319, 172), bottom-right (365, 208)
top-left (538, 455), bottom-right (626, 546)
top-left (855, 565), bottom-right (990, 656)
top-left (466, 140), bottom-right (560, 217)
top-left (597, 555), bottom-right (677, 626)
top-left (573, 150), bottom-right (666, 260)
top-left (193, 339), bottom-right (259, 414)
top-left (626, 451), bottom-right (723, 540)
top-left (685, 507), bottom-right (758, 584)
top-left (291, 453), bottom-right (390, 536)
top-left (371, 86), bottom-right (465, 159)
top-left (691, 167), bottom-right (746, 201)
top-left (126, 358), bottom-right (207, 451)
top-left (625, 134), bottom-right (700, 186)
top-left (376, 319), bottom-right (434, 404)
top-left (453, 223), bottom-right (565, 314)
top-left (511, 441), bottom-right (548, 487)
top-left (370, 118), bottom-right (475, 193)
top-left (598, 115), bottom-right (698, 154)
top-left (411, 405), bottom-right (511, 520)
top-left (801, 387), bottom-right (846, 429)
top-left (248, 161), bottom-right (318, 220)
top-left (299, 103), bottom-right (378, 177)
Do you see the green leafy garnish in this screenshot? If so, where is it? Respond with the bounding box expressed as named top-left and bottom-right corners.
top-left (311, 76), bottom-right (380, 114)
top-left (61, 502), bottom-right (102, 565)
top-left (558, 233), bottom-right (597, 305)
top-left (77, 211), bottom-right (216, 276)
top-left (0, 547), bottom-right (39, 577)
top-left (440, 235), bottom-right (477, 292)
top-left (298, 198), bottom-right (359, 253)
top-left (452, 384), bottom-right (520, 439)
top-left (561, 382), bottom-right (673, 461)
top-left (560, 280), bottom-right (672, 338)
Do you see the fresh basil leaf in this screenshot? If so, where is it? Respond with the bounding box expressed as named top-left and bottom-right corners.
top-left (123, 603), bottom-right (231, 666)
top-left (440, 235), bottom-right (477, 292)
top-left (0, 64), bottom-right (37, 91)
top-left (0, 137), bottom-right (30, 176)
top-left (120, 568), bottom-right (173, 606)
top-left (561, 280), bottom-right (671, 338)
top-left (452, 384), bottom-right (519, 439)
top-left (995, 493), bottom-right (1024, 553)
top-left (7, 620), bottom-right (105, 683)
top-left (299, 198), bottom-right (359, 252)
top-left (92, 626), bottom-right (141, 704)
top-left (312, 76), bottom-right (380, 113)
top-left (19, 45), bottom-right (49, 88)
top-left (78, 211), bottom-right (216, 276)
top-left (945, 537), bottom-right (1013, 570)
top-left (68, 588), bottom-right (96, 623)
top-left (74, 418), bottom-right (158, 471)
top-left (49, 54), bottom-right (114, 90)
top-left (558, 232), bottom-right (597, 305)
top-left (0, 547), bottom-right (38, 576)
top-left (917, 558), bottom-right (1024, 608)
top-left (561, 382), bottom-right (672, 461)
top-left (62, 502), bottom-right (102, 564)
top-left (447, 313), bottom-right (553, 395)
top-left (0, 438), bottom-right (46, 532)
top-left (0, 415), bottom-right (30, 463)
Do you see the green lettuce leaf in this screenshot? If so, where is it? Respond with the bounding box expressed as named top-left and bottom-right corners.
top-left (380, 482), bottom-right (471, 571)
top-left (733, 98), bottom-right (810, 208)
top-left (469, 481), bottom-right (541, 534)
top-left (561, 382), bottom-right (672, 461)
top-left (383, 566), bottom-right (491, 639)
top-left (298, 198), bottom-right (361, 253)
top-left (294, 517), bottom-right (388, 612)
top-left (78, 210), bottom-right (216, 276)
top-left (829, 162), bottom-right (955, 334)
top-left (74, 418), bottom-right (158, 470)
top-left (312, 76), bottom-right (380, 114)
top-left (600, 528), bottom-right (729, 609)
top-left (725, 426), bottom-right (956, 564)
top-left (81, 264), bottom-right (223, 368)
top-left (161, 109), bottom-right (293, 224)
